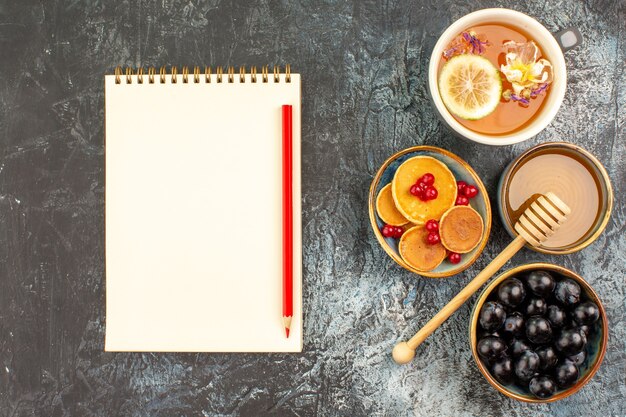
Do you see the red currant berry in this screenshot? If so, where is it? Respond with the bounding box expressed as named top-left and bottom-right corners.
top-left (455, 195), bottom-right (469, 206)
top-left (425, 219), bottom-right (439, 232)
top-left (382, 225), bottom-right (395, 238)
top-left (392, 227), bottom-right (404, 239)
top-left (457, 180), bottom-right (467, 192)
top-left (417, 181), bottom-right (429, 191)
top-left (424, 187), bottom-right (438, 200)
top-left (426, 231), bottom-right (441, 245)
top-left (409, 184), bottom-right (421, 196)
top-left (448, 252), bottom-right (462, 264)
top-left (463, 184), bottom-right (479, 198)
top-left (420, 173), bottom-right (435, 186)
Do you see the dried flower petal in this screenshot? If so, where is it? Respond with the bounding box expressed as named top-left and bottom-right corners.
top-left (443, 31), bottom-right (490, 59)
top-left (510, 94), bottom-right (530, 107)
top-left (443, 42), bottom-right (467, 59)
top-left (530, 83), bottom-right (549, 98)
top-left (503, 40), bottom-right (540, 65)
top-left (500, 40), bottom-right (553, 102)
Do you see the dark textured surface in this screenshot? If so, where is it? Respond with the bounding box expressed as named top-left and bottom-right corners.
top-left (1, 0), bottom-right (624, 415)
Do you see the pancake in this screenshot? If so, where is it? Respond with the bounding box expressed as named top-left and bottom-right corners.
top-left (392, 156), bottom-right (457, 225)
top-left (399, 226), bottom-right (447, 272)
top-left (439, 205), bottom-right (484, 253)
top-left (376, 184), bottom-right (409, 226)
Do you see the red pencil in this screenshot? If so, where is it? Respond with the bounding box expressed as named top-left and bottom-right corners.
top-left (282, 105), bottom-right (293, 338)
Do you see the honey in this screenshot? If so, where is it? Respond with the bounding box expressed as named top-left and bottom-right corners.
top-left (505, 149), bottom-right (602, 249)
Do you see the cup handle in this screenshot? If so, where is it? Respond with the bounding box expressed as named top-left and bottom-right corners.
top-left (554, 27), bottom-right (583, 52)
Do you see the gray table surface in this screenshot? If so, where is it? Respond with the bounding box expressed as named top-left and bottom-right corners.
top-left (1, 0), bottom-right (624, 416)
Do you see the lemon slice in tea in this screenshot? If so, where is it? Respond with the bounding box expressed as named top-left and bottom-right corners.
top-left (439, 54), bottom-right (502, 120)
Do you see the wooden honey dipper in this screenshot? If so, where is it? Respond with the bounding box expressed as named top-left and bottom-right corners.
top-left (392, 192), bottom-right (571, 365)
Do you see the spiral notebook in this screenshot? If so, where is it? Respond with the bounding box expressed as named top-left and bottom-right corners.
top-left (104, 66), bottom-right (302, 352)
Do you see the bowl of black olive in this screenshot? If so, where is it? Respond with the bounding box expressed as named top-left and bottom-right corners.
top-left (469, 263), bottom-right (607, 402)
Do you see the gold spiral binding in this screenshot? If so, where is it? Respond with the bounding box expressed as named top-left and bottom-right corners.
top-left (112, 65), bottom-right (292, 84)
top-left (171, 66), bottom-right (178, 83)
top-left (182, 66), bottom-right (189, 83)
top-left (227, 66), bottom-right (234, 83)
top-left (273, 66), bottom-right (280, 82)
top-left (193, 66), bottom-right (200, 83)
top-left (148, 67), bottom-right (155, 83)
top-left (137, 67), bottom-right (144, 84)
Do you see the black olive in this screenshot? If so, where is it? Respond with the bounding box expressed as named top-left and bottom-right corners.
top-left (546, 304), bottom-right (567, 328)
top-left (568, 351), bottom-right (586, 367)
top-left (479, 301), bottom-right (506, 333)
top-left (555, 360), bottom-right (579, 388)
top-left (524, 297), bottom-right (548, 316)
top-left (526, 317), bottom-right (553, 344)
top-left (509, 338), bottom-right (532, 358)
top-left (555, 328), bottom-right (587, 356)
top-left (536, 346), bottom-right (558, 371)
top-left (526, 270), bottom-right (556, 298)
top-left (477, 336), bottom-right (508, 362)
top-left (477, 328), bottom-right (502, 340)
top-left (554, 278), bottom-right (581, 305)
top-left (502, 312), bottom-right (525, 339)
top-left (565, 320), bottom-right (593, 338)
top-left (497, 277), bottom-right (526, 308)
top-left (514, 350), bottom-right (540, 383)
top-left (491, 357), bottom-right (514, 384)
top-left (577, 324), bottom-right (592, 338)
top-left (529, 375), bottom-right (556, 399)
top-left (572, 301), bottom-right (600, 325)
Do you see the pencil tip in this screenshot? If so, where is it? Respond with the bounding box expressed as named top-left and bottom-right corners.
top-left (285, 327), bottom-right (290, 338)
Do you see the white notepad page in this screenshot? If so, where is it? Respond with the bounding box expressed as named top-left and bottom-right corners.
top-left (105, 72), bottom-right (302, 352)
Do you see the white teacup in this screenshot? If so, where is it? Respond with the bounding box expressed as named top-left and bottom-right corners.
top-left (428, 8), bottom-right (580, 146)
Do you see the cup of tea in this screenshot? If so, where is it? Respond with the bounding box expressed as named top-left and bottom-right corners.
top-left (428, 8), bottom-right (581, 146)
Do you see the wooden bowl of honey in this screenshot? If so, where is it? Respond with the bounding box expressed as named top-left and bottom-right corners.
top-left (498, 142), bottom-right (613, 254)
